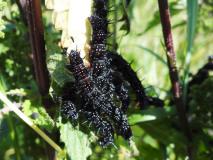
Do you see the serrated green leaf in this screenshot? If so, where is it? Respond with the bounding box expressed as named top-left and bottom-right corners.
top-left (60, 122), bottom-right (92, 160)
top-left (47, 52), bottom-right (74, 86)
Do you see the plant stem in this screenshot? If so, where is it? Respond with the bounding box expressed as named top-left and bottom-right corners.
top-left (21, 0), bottom-right (53, 109)
top-left (157, 0), bottom-right (193, 159)
top-left (0, 92), bottom-right (63, 154)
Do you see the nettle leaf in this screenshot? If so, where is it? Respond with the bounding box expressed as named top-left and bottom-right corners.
top-left (47, 52), bottom-right (74, 87)
top-left (128, 114), bottom-right (156, 125)
top-left (22, 100), bottom-right (55, 130)
top-left (128, 107), bottom-right (175, 125)
top-left (45, 28), bottom-right (74, 87)
top-left (60, 122), bottom-right (92, 160)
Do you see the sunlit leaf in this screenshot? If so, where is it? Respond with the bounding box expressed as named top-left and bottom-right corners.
top-left (129, 107), bottom-right (175, 125)
top-left (60, 122), bottom-right (92, 160)
top-left (129, 114), bottom-right (156, 125)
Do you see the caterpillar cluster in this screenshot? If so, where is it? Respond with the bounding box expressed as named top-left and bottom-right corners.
top-left (65, 48), bottom-right (131, 146)
top-left (59, 0), bottom-right (163, 147)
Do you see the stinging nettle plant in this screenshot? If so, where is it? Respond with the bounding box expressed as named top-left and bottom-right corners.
top-left (0, 0), bottom-right (212, 160)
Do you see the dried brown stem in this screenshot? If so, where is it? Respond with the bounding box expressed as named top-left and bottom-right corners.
top-left (157, 0), bottom-right (193, 159)
top-left (19, 0), bottom-right (54, 110)
top-left (25, 0), bottom-right (49, 96)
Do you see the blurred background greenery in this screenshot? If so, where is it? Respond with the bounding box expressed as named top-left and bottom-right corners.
top-left (0, 0), bottom-right (212, 160)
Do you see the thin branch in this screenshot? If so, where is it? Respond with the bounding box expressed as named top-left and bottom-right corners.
top-left (157, 0), bottom-right (193, 159)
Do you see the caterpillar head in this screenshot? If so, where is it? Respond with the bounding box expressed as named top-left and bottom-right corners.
top-left (68, 50), bottom-right (83, 66)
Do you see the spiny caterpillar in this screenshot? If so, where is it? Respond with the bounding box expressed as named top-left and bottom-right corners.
top-left (59, 0), bottom-right (163, 147)
top-left (89, 0), bottom-right (132, 140)
top-left (89, 0), bottom-right (163, 109)
top-left (109, 52), bottom-right (164, 108)
top-left (62, 49), bottom-right (131, 146)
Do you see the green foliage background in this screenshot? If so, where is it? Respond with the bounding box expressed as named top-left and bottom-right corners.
top-left (0, 0), bottom-right (212, 160)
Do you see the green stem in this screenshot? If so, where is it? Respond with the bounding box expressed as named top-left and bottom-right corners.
top-left (0, 92), bottom-right (63, 154)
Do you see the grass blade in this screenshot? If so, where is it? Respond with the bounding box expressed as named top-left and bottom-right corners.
top-left (183, 0), bottom-right (198, 103)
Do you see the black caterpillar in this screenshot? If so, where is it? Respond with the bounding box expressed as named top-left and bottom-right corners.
top-left (62, 49), bottom-right (132, 146)
top-left (89, 0), bottom-right (132, 112)
top-left (59, 0), bottom-right (164, 147)
top-left (108, 52), bottom-right (164, 108)
top-left (89, 0), bottom-right (163, 109)
top-left (84, 110), bottom-right (114, 146)
top-left (63, 50), bottom-right (116, 146)
top-left (89, 0), bottom-right (133, 140)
